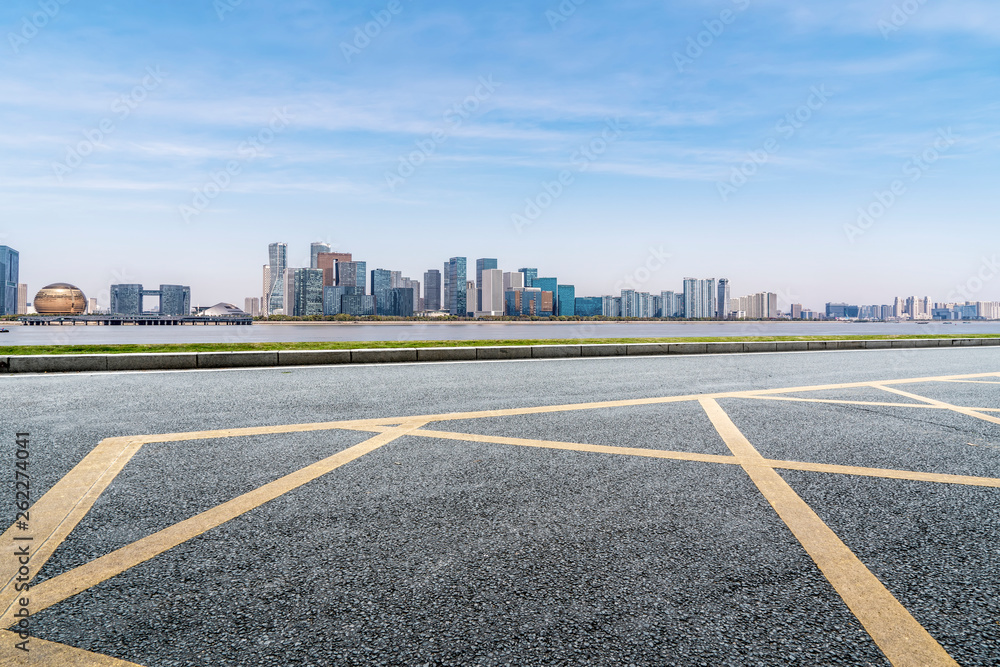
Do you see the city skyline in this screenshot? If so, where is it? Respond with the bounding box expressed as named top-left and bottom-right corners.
top-left (1, 2), bottom-right (998, 308)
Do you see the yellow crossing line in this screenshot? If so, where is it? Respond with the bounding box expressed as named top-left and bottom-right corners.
top-left (737, 396), bottom-right (941, 409)
top-left (4, 370), bottom-right (999, 664)
top-left (872, 385), bottom-right (1000, 426)
top-left (0, 437), bottom-right (143, 621)
top-left (407, 429), bottom-right (1000, 488)
top-left (1, 421), bottom-right (428, 628)
top-left (699, 398), bottom-right (958, 667)
top-left (0, 629), bottom-right (144, 666)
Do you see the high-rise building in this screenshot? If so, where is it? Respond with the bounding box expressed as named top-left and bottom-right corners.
top-left (244, 297), bottom-right (261, 317)
top-left (733, 292), bottom-right (779, 319)
top-left (446, 257), bottom-right (467, 315)
top-left (557, 285), bottom-right (575, 316)
top-left (790, 303), bottom-right (803, 319)
top-left (620, 289), bottom-right (638, 317)
top-left (424, 270), bottom-right (442, 311)
top-left (683, 278), bottom-right (717, 319)
top-left (534, 277), bottom-right (557, 312)
top-left (266, 242), bottom-right (287, 315)
top-left (478, 269), bottom-right (504, 315)
top-left (518, 268), bottom-right (538, 288)
top-left (310, 242), bottom-right (332, 269)
top-left (282, 268), bottom-right (324, 317)
top-left (575, 296), bottom-right (603, 317)
top-left (336, 261), bottom-right (366, 292)
top-left (87, 297), bottom-right (98, 314)
top-left (341, 293), bottom-right (376, 316)
top-left (465, 280), bottom-right (476, 317)
top-left (475, 258), bottom-right (498, 311)
top-left (503, 271), bottom-right (524, 291)
top-left (0, 246), bottom-right (19, 316)
top-left (717, 278), bottom-right (730, 320)
top-left (371, 268), bottom-right (394, 315)
top-left (110, 284), bottom-right (143, 315)
top-left (602, 295), bottom-right (621, 317)
top-left (159, 285), bottom-right (191, 316)
top-left (826, 303), bottom-right (860, 319)
top-left (661, 291), bottom-right (683, 318)
top-left (382, 288), bottom-right (415, 317)
top-left (17, 283), bottom-right (28, 315)
top-left (505, 287), bottom-right (542, 316)
top-left (316, 252), bottom-right (352, 287)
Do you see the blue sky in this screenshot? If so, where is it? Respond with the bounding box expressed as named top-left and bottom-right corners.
top-left (1, 0), bottom-right (998, 309)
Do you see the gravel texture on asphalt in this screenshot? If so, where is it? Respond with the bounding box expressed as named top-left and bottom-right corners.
top-left (2, 347), bottom-right (998, 666)
top-left (781, 470), bottom-right (1000, 667)
top-left (30, 439), bottom-right (888, 666)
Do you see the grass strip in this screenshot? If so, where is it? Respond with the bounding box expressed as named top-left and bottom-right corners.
top-left (2, 334), bottom-right (1000, 356)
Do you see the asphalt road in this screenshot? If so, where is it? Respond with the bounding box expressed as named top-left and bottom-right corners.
top-left (2, 347), bottom-right (999, 666)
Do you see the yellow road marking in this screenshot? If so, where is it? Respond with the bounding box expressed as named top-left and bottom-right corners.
top-left (873, 385), bottom-right (1000, 427)
top-left (407, 428), bottom-right (1000, 488)
top-left (3, 421), bottom-right (427, 627)
top-left (738, 396), bottom-right (941, 409)
top-left (0, 437), bottom-right (143, 620)
top-left (410, 428), bottom-right (739, 465)
top-left (699, 398), bottom-right (957, 667)
top-left (934, 379), bottom-right (1000, 385)
top-left (0, 629), bottom-right (145, 666)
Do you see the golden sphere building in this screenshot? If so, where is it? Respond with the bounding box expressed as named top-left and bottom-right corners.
top-left (33, 283), bottom-right (87, 315)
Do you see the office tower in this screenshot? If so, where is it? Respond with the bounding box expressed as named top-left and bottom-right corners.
top-left (466, 281), bottom-right (476, 317)
top-left (518, 267), bottom-right (537, 288)
top-left (575, 297), bottom-right (602, 317)
top-left (17, 284), bottom-right (28, 315)
top-left (661, 291), bottom-right (682, 318)
top-left (371, 268), bottom-right (394, 315)
top-left (341, 292), bottom-right (376, 316)
top-left (283, 268), bottom-right (324, 316)
top-left (380, 288), bottom-right (415, 317)
top-left (310, 242), bottom-right (332, 269)
top-left (110, 284), bottom-right (143, 315)
top-left (825, 303), bottom-right (860, 319)
top-left (424, 270), bottom-right (442, 311)
top-left (682, 278), bottom-right (717, 319)
top-left (533, 276), bottom-right (557, 311)
top-left (316, 252), bottom-right (352, 287)
top-left (557, 285), bottom-right (575, 316)
top-left (262, 265), bottom-right (270, 313)
top-left (475, 259), bottom-right (498, 311)
top-left (336, 261), bottom-right (366, 292)
top-left (620, 289), bottom-right (638, 317)
top-left (398, 277), bottom-right (421, 313)
top-left (159, 285), bottom-right (191, 316)
top-left (790, 303), bottom-right (803, 319)
top-left (87, 297), bottom-right (98, 314)
top-left (503, 271), bottom-right (524, 291)
top-left (446, 257), bottom-right (467, 315)
top-left (0, 246), bottom-right (18, 316)
top-left (266, 242), bottom-right (287, 315)
top-left (505, 287), bottom-right (542, 316)
top-left (479, 269), bottom-right (503, 315)
top-left (244, 297), bottom-right (260, 317)
top-left (717, 278), bottom-right (730, 320)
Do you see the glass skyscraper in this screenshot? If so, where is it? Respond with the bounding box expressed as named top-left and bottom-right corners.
top-left (446, 257), bottom-right (466, 316)
top-left (475, 258), bottom-right (498, 311)
top-left (557, 285), bottom-right (575, 316)
top-left (371, 268), bottom-right (394, 315)
top-left (310, 242), bottom-right (331, 269)
top-left (518, 267), bottom-right (537, 288)
top-left (110, 284), bottom-right (143, 315)
top-left (159, 285), bottom-right (191, 316)
top-left (0, 246), bottom-right (19, 316)
top-left (267, 242), bottom-right (287, 315)
top-left (424, 270), bottom-right (441, 311)
top-left (283, 268), bottom-right (323, 317)
top-left (575, 296), bottom-right (602, 317)
top-left (717, 278), bottom-right (730, 320)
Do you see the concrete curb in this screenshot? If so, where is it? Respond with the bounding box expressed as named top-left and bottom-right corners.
top-left (1, 338), bottom-right (997, 374)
